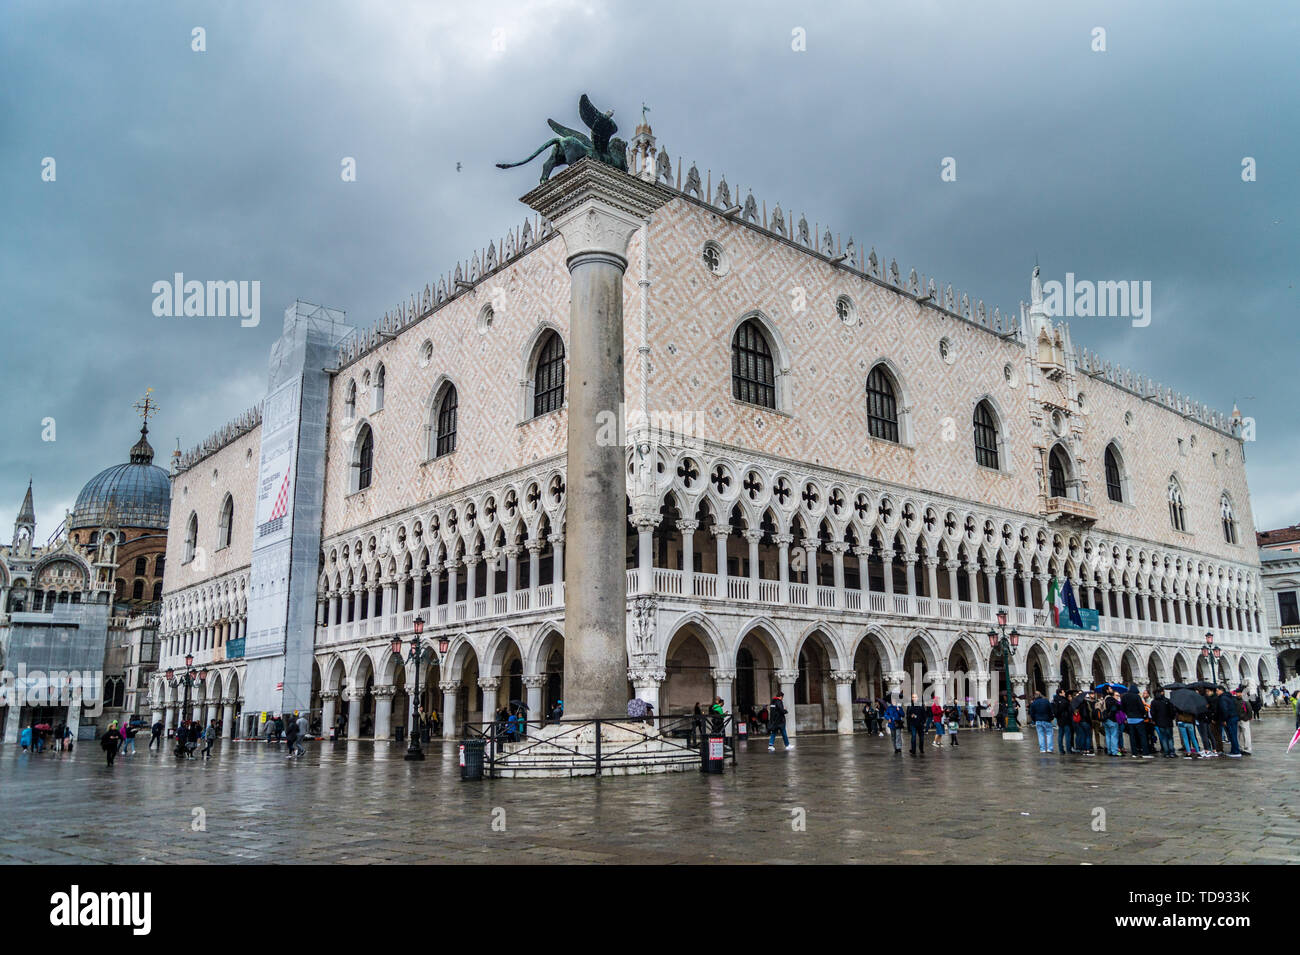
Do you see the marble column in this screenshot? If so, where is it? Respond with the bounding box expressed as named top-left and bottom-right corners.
top-left (439, 681), bottom-right (460, 739)
top-left (712, 525), bottom-right (730, 593)
top-left (677, 520), bottom-right (697, 597)
top-left (463, 555), bottom-right (480, 620)
top-left (628, 667), bottom-right (665, 712)
top-left (524, 160), bottom-right (669, 719)
top-left (776, 669), bottom-right (799, 738)
top-left (636, 518), bottom-right (655, 595)
top-left (373, 687), bottom-right (393, 740)
top-left (523, 675), bottom-right (546, 728)
top-left (775, 534), bottom-right (792, 603)
top-left (802, 538), bottom-right (819, 607)
top-left (828, 542), bottom-right (847, 609)
top-left (346, 690), bottom-right (362, 738)
top-left (221, 698), bottom-right (235, 738)
top-left (478, 677), bottom-right (500, 722)
top-left (746, 529), bottom-right (762, 599)
top-left (711, 668), bottom-right (735, 719)
top-left (320, 690), bottom-right (337, 738)
top-left (831, 670), bottom-right (856, 734)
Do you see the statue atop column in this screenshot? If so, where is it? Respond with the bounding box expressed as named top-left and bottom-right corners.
top-left (496, 93), bottom-right (629, 183)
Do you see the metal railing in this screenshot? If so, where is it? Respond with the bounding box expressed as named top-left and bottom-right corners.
top-left (462, 713), bottom-right (738, 777)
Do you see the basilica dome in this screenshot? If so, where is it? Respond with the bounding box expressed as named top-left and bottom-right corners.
top-left (70, 425), bottom-right (171, 531)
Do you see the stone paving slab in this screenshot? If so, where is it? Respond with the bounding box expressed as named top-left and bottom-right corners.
top-left (1, 715), bottom-right (1297, 864)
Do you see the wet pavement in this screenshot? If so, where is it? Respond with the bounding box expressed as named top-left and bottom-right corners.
top-left (2, 714), bottom-right (1297, 864)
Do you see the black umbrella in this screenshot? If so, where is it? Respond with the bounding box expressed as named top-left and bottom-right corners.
top-left (1188, 681), bottom-right (1219, 690)
top-left (1163, 682), bottom-right (1188, 691)
top-left (1071, 693), bottom-right (1093, 711)
top-left (1171, 688), bottom-right (1208, 715)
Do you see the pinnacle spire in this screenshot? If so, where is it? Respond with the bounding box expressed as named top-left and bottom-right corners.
top-left (17, 479), bottom-right (35, 526)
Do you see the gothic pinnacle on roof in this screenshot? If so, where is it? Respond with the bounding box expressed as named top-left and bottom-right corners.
top-left (17, 479), bottom-right (35, 526)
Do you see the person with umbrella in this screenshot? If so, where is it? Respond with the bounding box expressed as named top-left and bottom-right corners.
top-left (1169, 685), bottom-right (1205, 758)
top-left (1053, 688), bottom-right (1073, 754)
top-left (1101, 688), bottom-right (1122, 756)
top-left (1195, 685), bottom-right (1221, 757)
top-left (1215, 686), bottom-right (1243, 757)
top-left (1150, 687), bottom-right (1177, 758)
top-left (1121, 684), bottom-right (1152, 758)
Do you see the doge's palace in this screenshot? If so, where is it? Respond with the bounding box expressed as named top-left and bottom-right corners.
top-left (154, 122), bottom-right (1272, 742)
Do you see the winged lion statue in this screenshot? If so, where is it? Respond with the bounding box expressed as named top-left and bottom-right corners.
top-left (496, 93), bottom-right (629, 183)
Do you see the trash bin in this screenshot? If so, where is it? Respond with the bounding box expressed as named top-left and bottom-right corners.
top-left (700, 734), bottom-right (725, 774)
top-left (460, 739), bottom-right (486, 780)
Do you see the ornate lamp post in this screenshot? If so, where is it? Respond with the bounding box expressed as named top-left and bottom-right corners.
top-left (987, 609), bottom-right (1021, 734)
top-left (164, 654), bottom-right (207, 756)
top-left (1201, 632), bottom-right (1222, 685)
top-left (391, 616), bottom-right (449, 761)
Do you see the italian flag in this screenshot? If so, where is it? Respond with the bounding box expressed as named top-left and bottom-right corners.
top-left (1046, 576), bottom-right (1065, 627)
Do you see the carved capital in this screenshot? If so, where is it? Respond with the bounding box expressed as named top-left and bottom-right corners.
top-left (477, 677), bottom-right (501, 691)
top-left (674, 519), bottom-right (699, 534)
top-left (775, 669), bottom-right (800, 685)
top-left (628, 667), bottom-right (666, 686)
top-left (521, 675), bottom-right (547, 690)
top-left (710, 668), bottom-right (737, 683)
top-left (437, 680), bottom-right (461, 694)
top-left (831, 669), bottom-right (856, 684)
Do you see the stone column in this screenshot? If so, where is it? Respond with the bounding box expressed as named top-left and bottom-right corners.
top-left (965, 563), bottom-right (980, 609)
top-left (885, 670), bottom-right (905, 704)
top-left (711, 668), bottom-right (735, 718)
top-left (903, 551), bottom-right (918, 597)
top-left (478, 677), bottom-right (500, 722)
top-left (636, 518), bottom-right (655, 595)
top-left (828, 542), bottom-right (847, 609)
top-left (524, 160), bottom-right (669, 719)
top-left (523, 675), bottom-right (546, 728)
top-left (775, 534), bottom-right (792, 603)
top-left (946, 560), bottom-right (960, 607)
top-left (551, 534), bottom-right (565, 594)
top-left (446, 561), bottom-right (460, 615)
top-left (221, 698), bottom-right (235, 738)
top-left (628, 667), bottom-right (665, 712)
top-left (373, 686), bottom-right (394, 740)
top-left (712, 525), bottom-right (730, 593)
top-left (320, 690), bottom-right (337, 739)
top-left (463, 555), bottom-right (480, 620)
top-left (802, 538), bottom-right (819, 607)
top-left (831, 670), bottom-right (856, 734)
top-left (776, 669), bottom-right (800, 738)
top-left (526, 542), bottom-right (542, 607)
top-left (439, 681), bottom-right (460, 739)
top-left (346, 689), bottom-right (362, 739)
top-left (504, 546), bottom-right (519, 608)
top-left (856, 546), bottom-right (873, 601)
top-left (882, 557), bottom-right (895, 597)
top-left (926, 558), bottom-right (940, 606)
top-left (746, 529), bottom-right (762, 599)
top-left (677, 520), bottom-right (698, 597)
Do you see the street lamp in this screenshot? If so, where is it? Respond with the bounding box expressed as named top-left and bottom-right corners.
top-left (1201, 632), bottom-right (1222, 685)
top-left (987, 609), bottom-right (1021, 734)
top-left (164, 654), bottom-right (207, 757)
top-left (392, 616), bottom-right (449, 761)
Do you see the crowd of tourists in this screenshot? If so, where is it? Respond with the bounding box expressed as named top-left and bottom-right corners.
top-left (1025, 683), bottom-right (1259, 758)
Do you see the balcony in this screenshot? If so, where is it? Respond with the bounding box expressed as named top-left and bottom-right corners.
top-left (1043, 496), bottom-right (1097, 525)
top-left (307, 564), bottom-right (1262, 652)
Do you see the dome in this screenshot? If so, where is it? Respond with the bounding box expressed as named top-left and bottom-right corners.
top-left (70, 425), bottom-right (171, 531)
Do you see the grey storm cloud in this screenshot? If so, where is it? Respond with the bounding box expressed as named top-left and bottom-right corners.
top-left (1, 0), bottom-right (1295, 536)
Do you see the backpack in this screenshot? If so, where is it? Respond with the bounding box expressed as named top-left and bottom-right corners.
top-left (1072, 709), bottom-right (1081, 724)
top-left (1116, 710), bottom-right (1127, 724)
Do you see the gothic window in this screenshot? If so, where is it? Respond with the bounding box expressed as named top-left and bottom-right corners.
top-left (353, 425), bottom-right (374, 492)
top-left (435, 384), bottom-right (458, 458)
top-left (134, 556), bottom-right (147, 575)
top-left (865, 365), bottom-right (900, 443)
top-left (973, 400), bottom-right (1001, 470)
top-left (1049, 446), bottom-right (1068, 498)
top-left (373, 364), bottom-right (385, 412)
top-left (732, 319), bottom-right (776, 409)
top-left (1104, 444), bottom-right (1124, 502)
top-left (132, 579), bottom-right (145, 601)
top-left (152, 581), bottom-right (163, 601)
top-left (155, 555), bottom-right (165, 577)
top-left (345, 380), bottom-right (356, 420)
top-left (218, 494), bottom-right (234, 549)
top-left (532, 331), bottom-right (566, 417)
top-left (184, 513), bottom-right (198, 564)
top-left (1220, 493), bottom-right (1238, 544)
top-left (1167, 476), bottom-right (1186, 532)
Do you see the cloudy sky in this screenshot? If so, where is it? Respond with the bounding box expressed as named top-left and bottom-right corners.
top-left (2, 0), bottom-right (1295, 538)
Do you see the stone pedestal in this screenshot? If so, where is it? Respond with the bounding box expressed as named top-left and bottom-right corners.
top-left (522, 159), bottom-right (671, 719)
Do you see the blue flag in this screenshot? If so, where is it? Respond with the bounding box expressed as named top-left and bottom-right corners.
top-left (1061, 578), bottom-right (1083, 628)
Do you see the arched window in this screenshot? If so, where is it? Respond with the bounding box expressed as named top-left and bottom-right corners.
top-left (132, 579), bottom-right (145, 601)
top-left (973, 401), bottom-right (1001, 470)
top-left (183, 514), bottom-right (198, 564)
top-left (152, 581), bottom-right (163, 601)
top-left (1048, 446), bottom-right (1068, 498)
top-left (532, 332), bottom-right (566, 417)
top-left (353, 425), bottom-right (374, 492)
top-left (134, 556), bottom-right (147, 575)
top-left (1167, 476), bottom-right (1186, 532)
top-left (155, 555), bottom-right (166, 577)
top-left (373, 364), bottom-right (385, 412)
top-left (345, 380), bottom-right (356, 420)
top-left (435, 384), bottom-right (458, 457)
top-left (1104, 444), bottom-right (1124, 502)
top-left (732, 319), bottom-right (776, 409)
top-left (1220, 493), bottom-right (1238, 544)
top-left (218, 494), bottom-right (234, 549)
top-left (865, 365), bottom-right (900, 443)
